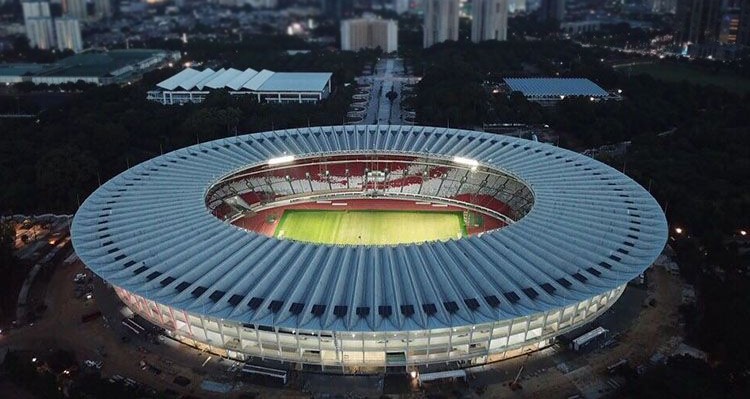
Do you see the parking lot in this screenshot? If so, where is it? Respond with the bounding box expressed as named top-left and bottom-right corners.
top-left (1, 254), bottom-right (308, 398)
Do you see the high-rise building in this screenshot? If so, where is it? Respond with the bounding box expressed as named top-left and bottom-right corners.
top-left (509, 0), bottom-right (526, 13)
top-left (423, 0), bottom-right (460, 48)
top-left (648, 0), bottom-right (679, 14)
top-left (26, 17), bottom-right (55, 49)
top-left (22, 1), bottom-right (55, 50)
top-left (94, 0), bottom-right (113, 19)
top-left (22, 0), bottom-right (51, 21)
top-left (717, 1), bottom-right (742, 44)
top-left (471, 0), bottom-right (508, 42)
top-left (341, 18), bottom-right (399, 53)
top-left (738, 0), bottom-right (750, 45)
top-left (321, 0), bottom-right (353, 20)
top-left (239, 0), bottom-right (277, 7)
top-left (394, 0), bottom-right (410, 14)
top-left (55, 16), bottom-right (84, 52)
top-left (674, 0), bottom-right (721, 44)
top-left (538, 0), bottom-right (565, 22)
top-left (64, 0), bottom-right (89, 20)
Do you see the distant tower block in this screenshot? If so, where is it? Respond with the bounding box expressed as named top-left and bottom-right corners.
top-left (55, 16), bottom-right (84, 53)
top-left (341, 17), bottom-right (398, 53)
top-left (471, 0), bottom-right (509, 42)
top-left (423, 0), bottom-right (459, 48)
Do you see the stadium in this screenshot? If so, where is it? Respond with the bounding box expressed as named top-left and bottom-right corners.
top-left (71, 125), bottom-right (667, 372)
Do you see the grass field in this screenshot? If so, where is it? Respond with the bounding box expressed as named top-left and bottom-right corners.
top-left (615, 62), bottom-right (750, 94)
top-left (274, 210), bottom-right (467, 245)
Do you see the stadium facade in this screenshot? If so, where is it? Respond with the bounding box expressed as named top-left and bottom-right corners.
top-left (71, 125), bottom-right (667, 371)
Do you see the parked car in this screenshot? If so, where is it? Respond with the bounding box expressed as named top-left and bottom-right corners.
top-left (84, 360), bottom-right (103, 369)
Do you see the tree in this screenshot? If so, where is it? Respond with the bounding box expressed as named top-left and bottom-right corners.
top-left (35, 146), bottom-right (99, 212)
top-left (0, 219), bottom-right (15, 271)
top-left (386, 90), bottom-right (398, 102)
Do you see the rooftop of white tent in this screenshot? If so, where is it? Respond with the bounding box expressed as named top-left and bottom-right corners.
top-left (504, 78), bottom-right (608, 98)
top-left (156, 67), bottom-right (332, 92)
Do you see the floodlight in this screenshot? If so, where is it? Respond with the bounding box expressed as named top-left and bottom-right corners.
top-left (452, 156), bottom-right (479, 171)
top-left (267, 155), bottom-right (295, 165)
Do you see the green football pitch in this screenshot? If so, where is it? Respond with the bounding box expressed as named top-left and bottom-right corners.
top-left (274, 210), bottom-right (467, 245)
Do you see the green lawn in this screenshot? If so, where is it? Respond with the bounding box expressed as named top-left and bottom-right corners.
top-left (616, 62), bottom-right (750, 94)
top-left (274, 210), bottom-right (467, 245)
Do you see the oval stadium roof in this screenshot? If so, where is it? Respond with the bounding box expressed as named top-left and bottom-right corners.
top-left (71, 125), bottom-right (667, 332)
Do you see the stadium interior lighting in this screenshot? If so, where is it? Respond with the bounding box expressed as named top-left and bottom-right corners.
top-left (452, 156), bottom-right (479, 171)
top-left (267, 155), bottom-right (295, 165)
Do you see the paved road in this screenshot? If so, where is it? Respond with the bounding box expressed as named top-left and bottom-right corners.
top-left (356, 58), bottom-right (418, 125)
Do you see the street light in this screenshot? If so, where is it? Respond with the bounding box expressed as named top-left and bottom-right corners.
top-left (740, 230), bottom-right (747, 236)
top-left (410, 370), bottom-right (418, 379)
top-left (674, 227), bottom-right (683, 234)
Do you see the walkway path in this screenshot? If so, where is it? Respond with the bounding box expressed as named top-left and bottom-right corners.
top-left (355, 58), bottom-right (419, 125)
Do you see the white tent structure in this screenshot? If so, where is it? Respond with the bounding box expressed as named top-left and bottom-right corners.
top-left (147, 67), bottom-right (333, 105)
top-left (504, 78), bottom-right (612, 105)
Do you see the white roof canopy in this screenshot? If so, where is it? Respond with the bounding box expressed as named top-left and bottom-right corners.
top-left (155, 67), bottom-right (332, 93)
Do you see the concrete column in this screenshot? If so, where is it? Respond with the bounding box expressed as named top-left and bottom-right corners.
top-left (199, 315), bottom-right (210, 348)
top-left (182, 310), bottom-right (194, 338)
top-left (522, 316), bottom-right (531, 341)
top-left (218, 319), bottom-right (226, 347)
top-left (255, 327), bottom-right (264, 358)
top-left (275, 327), bottom-right (282, 358)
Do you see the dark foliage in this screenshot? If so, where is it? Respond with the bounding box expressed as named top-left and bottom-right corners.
top-left (0, 48), bottom-right (373, 214)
